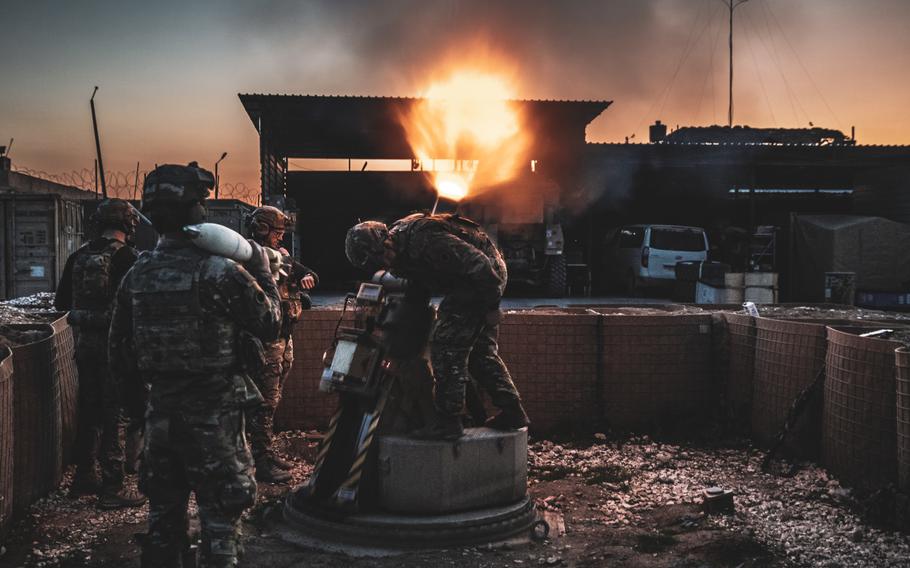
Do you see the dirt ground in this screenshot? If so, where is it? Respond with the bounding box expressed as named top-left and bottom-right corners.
top-left (4, 430), bottom-right (909, 568)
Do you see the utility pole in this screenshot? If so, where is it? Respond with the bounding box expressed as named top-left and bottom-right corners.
top-left (90, 86), bottom-right (108, 198)
top-left (727, 0), bottom-right (748, 127)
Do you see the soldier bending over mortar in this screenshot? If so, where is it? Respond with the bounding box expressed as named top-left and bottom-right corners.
top-left (345, 212), bottom-right (529, 440)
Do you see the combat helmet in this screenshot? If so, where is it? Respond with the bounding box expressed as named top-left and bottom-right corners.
top-left (345, 221), bottom-right (389, 270)
top-left (89, 198), bottom-right (139, 234)
top-left (141, 161), bottom-right (214, 209)
top-left (245, 205), bottom-right (289, 238)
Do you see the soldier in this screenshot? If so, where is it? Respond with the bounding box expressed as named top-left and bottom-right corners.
top-left (109, 163), bottom-right (282, 568)
top-left (345, 212), bottom-right (530, 440)
top-left (243, 206), bottom-right (318, 483)
top-left (54, 197), bottom-right (146, 509)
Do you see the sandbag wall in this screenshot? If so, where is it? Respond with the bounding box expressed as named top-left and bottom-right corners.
top-left (822, 327), bottom-right (903, 490)
top-left (897, 347), bottom-right (910, 492)
top-left (0, 347), bottom-right (14, 540)
top-left (7, 324), bottom-right (63, 513)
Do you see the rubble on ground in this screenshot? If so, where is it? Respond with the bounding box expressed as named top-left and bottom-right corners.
top-left (529, 436), bottom-right (910, 568)
top-left (754, 304), bottom-right (910, 322)
top-left (0, 292), bottom-right (60, 324)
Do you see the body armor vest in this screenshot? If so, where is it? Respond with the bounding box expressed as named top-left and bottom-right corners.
top-left (129, 248), bottom-right (238, 374)
top-left (391, 213), bottom-right (499, 259)
top-left (69, 238), bottom-right (125, 329)
top-left (389, 213), bottom-right (507, 293)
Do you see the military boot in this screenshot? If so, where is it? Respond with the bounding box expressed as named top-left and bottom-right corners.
top-left (411, 414), bottom-right (464, 441)
top-left (270, 453), bottom-right (295, 471)
top-left (97, 485), bottom-right (147, 509)
top-left (485, 403), bottom-right (530, 431)
top-left (255, 458), bottom-right (292, 484)
top-left (124, 428), bottom-right (143, 475)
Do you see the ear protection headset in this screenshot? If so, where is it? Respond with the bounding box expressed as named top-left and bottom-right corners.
top-left (244, 214), bottom-right (272, 238)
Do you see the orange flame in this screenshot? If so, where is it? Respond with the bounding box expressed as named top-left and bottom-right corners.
top-left (402, 70), bottom-right (530, 201)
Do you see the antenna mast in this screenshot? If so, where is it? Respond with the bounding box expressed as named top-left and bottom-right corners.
top-left (727, 0), bottom-right (749, 127)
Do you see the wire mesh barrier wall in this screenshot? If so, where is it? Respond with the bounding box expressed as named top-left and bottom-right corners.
top-left (752, 318), bottom-right (829, 459)
top-left (49, 314), bottom-right (79, 465)
top-left (8, 324), bottom-right (63, 513)
top-left (498, 312), bottom-right (600, 433)
top-left (598, 313), bottom-right (715, 432)
top-left (5, 306), bottom-right (910, 528)
top-left (895, 347), bottom-right (910, 492)
top-left (823, 327), bottom-right (903, 490)
top-left (720, 313), bottom-right (757, 433)
top-left (275, 310), bottom-right (348, 431)
top-left (0, 347), bottom-right (14, 540)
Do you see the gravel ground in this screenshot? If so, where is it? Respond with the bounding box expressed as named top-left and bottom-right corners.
top-left (529, 436), bottom-right (910, 568)
top-left (3, 432), bottom-right (909, 568)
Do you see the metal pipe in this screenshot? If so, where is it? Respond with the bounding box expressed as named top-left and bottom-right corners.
top-left (214, 151), bottom-right (228, 199)
top-left (90, 86), bottom-right (107, 198)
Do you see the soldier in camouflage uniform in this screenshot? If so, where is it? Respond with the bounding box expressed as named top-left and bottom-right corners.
top-left (345, 212), bottom-right (529, 440)
top-left (243, 206), bottom-right (318, 483)
top-left (55, 198), bottom-right (146, 508)
top-left (109, 163), bottom-right (282, 568)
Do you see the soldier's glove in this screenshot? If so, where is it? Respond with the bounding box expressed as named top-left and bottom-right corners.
top-left (244, 239), bottom-right (272, 280)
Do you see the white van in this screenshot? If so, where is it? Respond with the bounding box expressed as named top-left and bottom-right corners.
top-left (605, 224), bottom-right (709, 294)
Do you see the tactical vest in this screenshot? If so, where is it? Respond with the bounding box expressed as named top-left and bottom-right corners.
top-left (129, 248), bottom-right (238, 374)
top-left (69, 238), bottom-right (126, 329)
top-left (391, 213), bottom-right (506, 277)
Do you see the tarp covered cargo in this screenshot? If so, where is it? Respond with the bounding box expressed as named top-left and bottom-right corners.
top-left (791, 215), bottom-right (910, 301)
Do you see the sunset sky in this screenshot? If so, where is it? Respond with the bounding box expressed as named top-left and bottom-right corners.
top-left (2, 0), bottom-right (909, 197)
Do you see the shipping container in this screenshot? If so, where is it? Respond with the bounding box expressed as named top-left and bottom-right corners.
top-left (205, 199), bottom-right (256, 235)
top-left (0, 194), bottom-right (84, 300)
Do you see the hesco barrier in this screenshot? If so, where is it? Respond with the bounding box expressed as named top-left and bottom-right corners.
top-left (751, 318), bottom-right (829, 458)
top-left (823, 327), bottom-right (903, 490)
top-left (277, 310), bottom-right (602, 434)
top-left (598, 313), bottom-right (714, 431)
top-left (8, 324), bottom-right (63, 513)
top-left (0, 347), bottom-right (14, 539)
top-left (895, 347), bottom-right (910, 492)
top-left (498, 312), bottom-right (599, 433)
top-left (275, 310), bottom-right (346, 431)
top-left (720, 313), bottom-right (756, 431)
top-left (49, 313), bottom-right (79, 464)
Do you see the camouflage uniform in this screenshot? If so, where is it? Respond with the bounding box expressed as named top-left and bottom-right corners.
top-left (55, 218), bottom-right (138, 495)
top-left (243, 206), bottom-right (318, 473)
top-left (386, 213), bottom-right (525, 418)
top-left (246, 249), bottom-right (317, 463)
top-left (109, 164), bottom-right (282, 568)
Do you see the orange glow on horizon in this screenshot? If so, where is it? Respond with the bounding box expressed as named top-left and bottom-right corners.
top-left (402, 67), bottom-right (531, 202)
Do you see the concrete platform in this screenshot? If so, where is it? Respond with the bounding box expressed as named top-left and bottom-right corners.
top-left (283, 494), bottom-right (538, 548)
top-left (377, 427), bottom-right (528, 514)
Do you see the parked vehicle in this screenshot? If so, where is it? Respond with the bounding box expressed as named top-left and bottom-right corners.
top-left (604, 224), bottom-right (709, 295)
top-left (458, 175), bottom-right (568, 297)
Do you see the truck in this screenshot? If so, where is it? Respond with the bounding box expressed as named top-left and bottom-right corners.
top-left (458, 175), bottom-right (567, 297)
